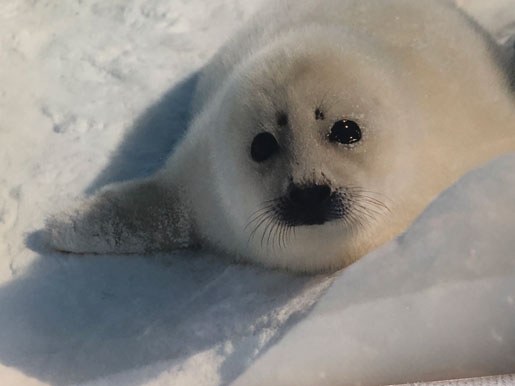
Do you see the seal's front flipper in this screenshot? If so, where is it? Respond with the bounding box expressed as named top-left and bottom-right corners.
top-left (44, 178), bottom-right (194, 255)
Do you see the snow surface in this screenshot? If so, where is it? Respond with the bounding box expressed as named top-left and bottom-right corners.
top-left (0, 0), bottom-right (514, 385)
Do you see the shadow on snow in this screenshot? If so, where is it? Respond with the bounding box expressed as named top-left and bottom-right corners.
top-left (0, 73), bottom-right (333, 385)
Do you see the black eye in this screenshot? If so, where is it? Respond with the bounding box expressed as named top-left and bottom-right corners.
top-left (251, 132), bottom-right (280, 162)
top-left (328, 120), bottom-right (362, 145)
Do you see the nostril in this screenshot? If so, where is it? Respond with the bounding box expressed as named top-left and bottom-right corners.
top-left (288, 184), bottom-right (331, 205)
top-left (315, 184), bottom-right (331, 201)
top-left (288, 185), bottom-right (303, 204)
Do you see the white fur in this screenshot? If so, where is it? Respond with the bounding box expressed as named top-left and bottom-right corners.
top-left (46, 0), bottom-right (515, 272)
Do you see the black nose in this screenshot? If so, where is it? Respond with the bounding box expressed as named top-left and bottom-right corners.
top-left (288, 184), bottom-right (331, 206)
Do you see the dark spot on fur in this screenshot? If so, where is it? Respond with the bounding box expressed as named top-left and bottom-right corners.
top-left (276, 112), bottom-right (288, 127)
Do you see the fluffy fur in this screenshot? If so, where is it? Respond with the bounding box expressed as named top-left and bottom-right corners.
top-left (45, 0), bottom-right (515, 272)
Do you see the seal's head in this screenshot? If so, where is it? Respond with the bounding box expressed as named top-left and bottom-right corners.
top-left (203, 31), bottom-right (431, 271)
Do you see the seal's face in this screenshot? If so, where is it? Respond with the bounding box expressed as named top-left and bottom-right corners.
top-left (210, 46), bottom-right (417, 269)
top-left (249, 117), bottom-right (364, 227)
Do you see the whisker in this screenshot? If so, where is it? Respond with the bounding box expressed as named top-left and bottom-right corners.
top-left (349, 188), bottom-right (392, 203)
top-left (260, 216), bottom-right (275, 248)
top-left (273, 221), bottom-right (283, 251)
top-left (245, 212), bottom-right (270, 235)
top-left (283, 223), bottom-right (292, 250)
top-left (275, 222), bottom-right (282, 250)
top-left (354, 203), bottom-right (383, 218)
top-left (280, 223), bottom-right (288, 250)
top-left (248, 214), bottom-right (272, 245)
top-left (266, 218), bottom-right (279, 251)
top-left (358, 196), bottom-right (391, 213)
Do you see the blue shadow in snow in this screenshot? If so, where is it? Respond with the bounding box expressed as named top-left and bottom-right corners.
top-left (10, 72), bottom-right (333, 385)
top-left (86, 73), bottom-right (199, 194)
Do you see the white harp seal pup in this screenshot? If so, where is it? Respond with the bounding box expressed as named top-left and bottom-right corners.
top-left (45, 0), bottom-right (515, 272)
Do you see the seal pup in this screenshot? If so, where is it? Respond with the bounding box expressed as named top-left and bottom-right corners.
top-left (45, 0), bottom-right (515, 272)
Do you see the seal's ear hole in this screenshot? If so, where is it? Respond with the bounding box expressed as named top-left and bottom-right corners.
top-left (328, 120), bottom-right (362, 145)
top-left (251, 132), bottom-right (280, 162)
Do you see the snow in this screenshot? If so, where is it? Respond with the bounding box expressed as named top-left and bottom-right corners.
top-left (234, 155), bottom-right (515, 386)
top-left (0, 0), bottom-right (514, 385)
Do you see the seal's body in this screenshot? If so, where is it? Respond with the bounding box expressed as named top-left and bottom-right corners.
top-left (46, 0), bottom-right (515, 272)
